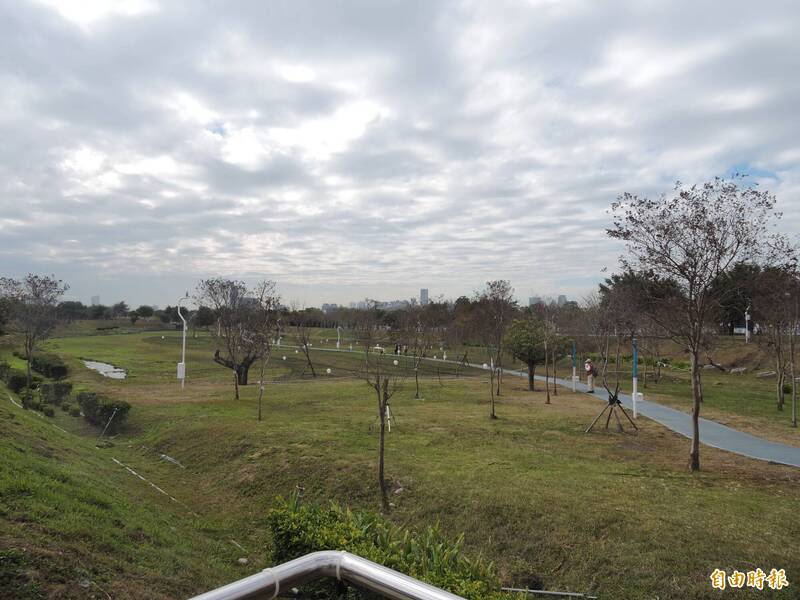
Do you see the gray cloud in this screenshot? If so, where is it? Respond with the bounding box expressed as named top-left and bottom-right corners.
top-left (1, 0), bottom-right (799, 306)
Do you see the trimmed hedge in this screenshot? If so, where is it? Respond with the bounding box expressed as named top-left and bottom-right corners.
top-left (39, 382), bottom-right (73, 405)
top-left (31, 353), bottom-right (69, 380)
top-left (267, 496), bottom-right (510, 600)
top-left (76, 392), bottom-right (130, 433)
top-left (0, 365), bottom-right (40, 394)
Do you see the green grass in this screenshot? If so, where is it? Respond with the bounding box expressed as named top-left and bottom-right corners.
top-left (0, 383), bottom-right (259, 599)
top-left (1, 330), bottom-right (798, 598)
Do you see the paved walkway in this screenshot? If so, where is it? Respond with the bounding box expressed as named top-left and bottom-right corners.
top-left (509, 367), bottom-right (800, 469)
top-left (297, 345), bottom-right (800, 468)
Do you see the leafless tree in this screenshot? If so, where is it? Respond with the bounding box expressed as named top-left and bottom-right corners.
top-left (196, 278), bottom-right (260, 400)
top-left (751, 266), bottom-right (798, 411)
top-left (0, 274), bottom-right (68, 387)
top-left (477, 281), bottom-right (517, 416)
top-left (250, 281), bottom-right (280, 422)
top-left (397, 302), bottom-right (434, 399)
top-left (608, 178), bottom-right (788, 470)
top-left (293, 306), bottom-right (317, 377)
top-left (356, 304), bottom-right (398, 511)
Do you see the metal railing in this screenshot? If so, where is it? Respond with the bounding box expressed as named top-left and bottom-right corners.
top-left (188, 551), bottom-right (466, 600)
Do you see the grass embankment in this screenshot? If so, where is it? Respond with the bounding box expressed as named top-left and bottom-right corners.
top-left (0, 382), bottom-right (255, 599)
top-left (0, 329), bottom-right (793, 598)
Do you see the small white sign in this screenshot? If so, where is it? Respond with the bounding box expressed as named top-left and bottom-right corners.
top-left (176, 362), bottom-right (185, 380)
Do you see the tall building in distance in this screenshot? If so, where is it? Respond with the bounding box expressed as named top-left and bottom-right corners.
top-left (528, 296), bottom-right (542, 306)
top-left (557, 294), bottom-right (567, 306)
top-left (91, 295), bottom-right (100, 306)
top-left (420, 288), bottom-right (429, 305)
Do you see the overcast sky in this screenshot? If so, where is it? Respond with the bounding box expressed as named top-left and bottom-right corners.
top-left (1, 0), bottom-right (798, 308)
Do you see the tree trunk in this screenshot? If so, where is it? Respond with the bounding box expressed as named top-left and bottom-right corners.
top-left (489, 369), bottom-right (497, 419)
top-left (776, 357), bottom-right (784, 411)
top-left (527, 361), bottom-right (534, 391)
top-left (25, 356), bottom-right (32, 388)
top-left (689, 350), bottom-right (702, 471)
top-left (643, 356), bottom-right (648, 389)
top-left (414, 359), bottom-right (420, 399)
top-left (233, 368), bottom-right (240, 400)
top-left (378, 378), bottom-right (390, 511)
top-left (236, 363), bottom-right (250, 385)
top-left (544, 346), bottom-right (551, 404)
top-left (552, 350), bottom-right (558, 396)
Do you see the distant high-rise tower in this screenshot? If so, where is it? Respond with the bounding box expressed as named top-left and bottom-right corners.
top-left (91, 295), bottom-right (100, 306)
top-left (557, 295), bottom-right (567, 306)
top-left (420, 288), bottom-right (429, 305)
top-left (529, 296), bottom-right (542, 306)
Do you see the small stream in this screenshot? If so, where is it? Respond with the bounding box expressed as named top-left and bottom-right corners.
top-left (82, 360), bottom-right (127, 379)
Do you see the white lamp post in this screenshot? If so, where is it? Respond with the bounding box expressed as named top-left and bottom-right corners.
top-left (336, 326), bottom-right (342, 349)
top-left (177, 293), bottom-right (188, 390)
top-left (745, 305), bottom-right (751, 344)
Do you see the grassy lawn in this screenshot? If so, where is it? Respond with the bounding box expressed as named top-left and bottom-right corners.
top-left (1, 329), bottom-right (798, 598)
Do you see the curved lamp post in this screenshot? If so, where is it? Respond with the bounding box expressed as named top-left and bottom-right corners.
top-left (177, 293), bottom-right (189, 391)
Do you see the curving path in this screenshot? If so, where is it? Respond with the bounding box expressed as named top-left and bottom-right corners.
top-left (506, 368), bottom-right (800, 469)
top-left (298, 345), bottom-right (800, 468)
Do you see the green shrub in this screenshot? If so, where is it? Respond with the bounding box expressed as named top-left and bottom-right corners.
top-left (3, 369), bottom-right (33, 393)
top-left (61, 402), bottom-right (71, 412)
top-left (20, 389), bottom-right (35, 410)
top-left (0, 361), bottom-right (9, 380)
top-left (30, 353), bottom-right (68, 380)
top-left (42, 406), bottom-right (55, 418)
top-left (69, 406), bottom-right (81, 417)
top-left (783, 383), bottom-right (793, 395)
top-left (267, 495), bottom-right (510, 599)
top-left (39, 382), bottom-right (73, 405)
top-left (76, 392), bottom-right (130, 433)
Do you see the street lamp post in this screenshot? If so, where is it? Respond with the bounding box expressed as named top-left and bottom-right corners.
top-left (177, 293), bottom-right (188, 390)
top-left (745, 305), bottom-right (752, 344)
top-left (336, 325), bottom-right (342, 349)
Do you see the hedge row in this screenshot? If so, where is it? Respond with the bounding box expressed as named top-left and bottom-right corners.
top-left (267, 496), bottom-right (511, 600)
top-left (11, 350), bottom-right (69, 380)
top-left (76, 392), bottom-right (130, 433)
top-left (0, 362), bottom-right (41, 393)
top-left (39, 382), bottom-right (73, 405)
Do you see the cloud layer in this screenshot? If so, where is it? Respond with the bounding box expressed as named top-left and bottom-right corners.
top-left (1, 0), bottom-right (799, 306)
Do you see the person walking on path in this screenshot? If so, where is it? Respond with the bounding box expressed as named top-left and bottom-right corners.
top-left (585, 358), bottom-right (597, 393)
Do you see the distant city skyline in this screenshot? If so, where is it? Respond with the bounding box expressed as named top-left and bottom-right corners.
top-left (68, 284), bottom-right (575, 311)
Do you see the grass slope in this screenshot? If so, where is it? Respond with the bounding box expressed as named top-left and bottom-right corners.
top-left (1, 329), bottom-right (798, 598)
top-left (0, 384), bottom-right (254, 599)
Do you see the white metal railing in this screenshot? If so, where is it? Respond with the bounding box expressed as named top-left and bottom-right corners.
top-left (188, 551), bottom-right (466, 600)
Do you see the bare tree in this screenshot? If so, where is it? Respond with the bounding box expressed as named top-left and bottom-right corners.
top-left (788, 273), bottom-right (799, 428)
top-left (398, 302), bottom-right (433, 399)
top-left (250, 281), bottom-right (279, 422)
top-left (357, 305), bottom-right (398, 511)
top-left (293, 306), bottom-right (317, 377)
top-left (0, 274), bottom-right (68, 387)
top-left (477, 281), bottom-right (517, 416)
top-left (751, 266), bottom-right (797, 411)
top-left (608, 178), bottom-right (788, 470)
top-left (196, 278), bottom-right (260, 400)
